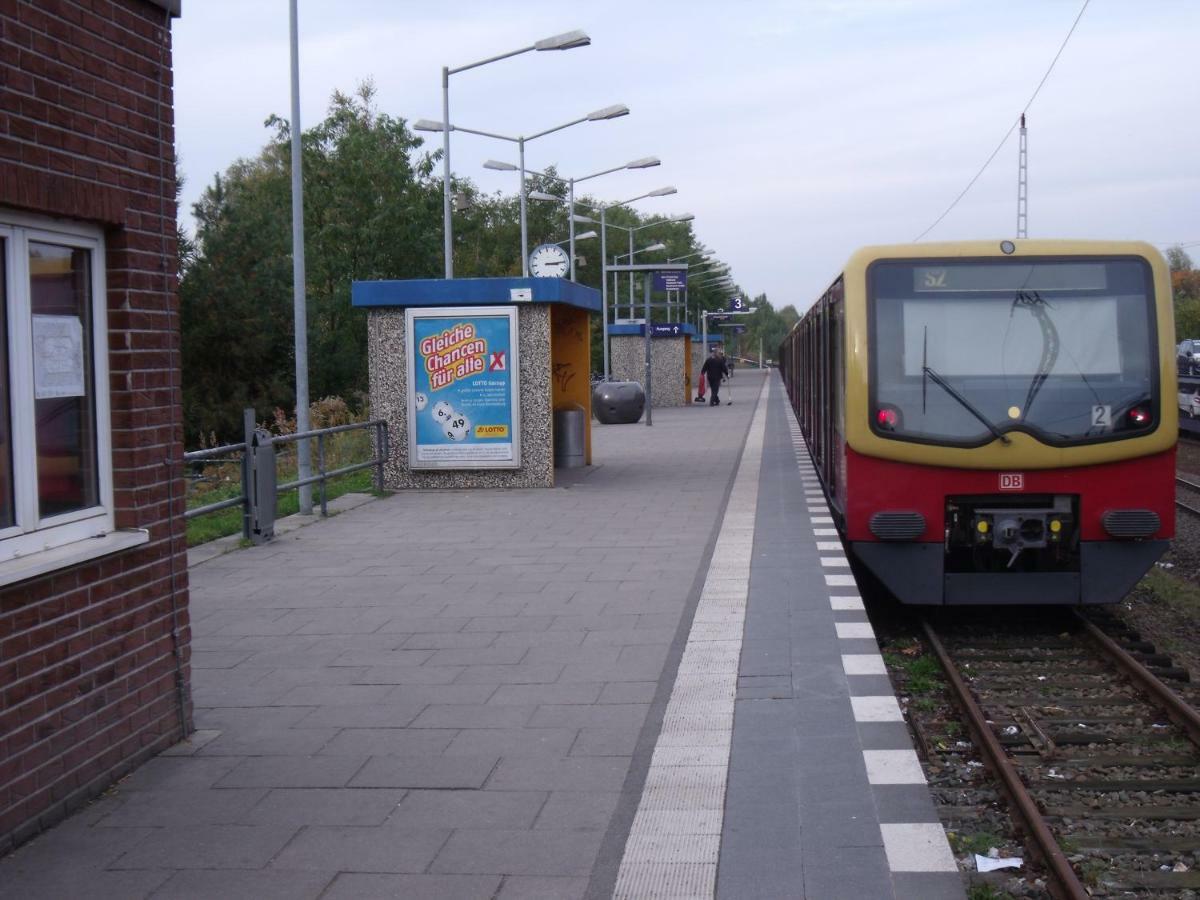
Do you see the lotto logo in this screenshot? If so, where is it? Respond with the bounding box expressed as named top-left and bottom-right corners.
top-left (488, 352), bottom-right (506, 371)
top-left (999, 473), bottom-right (1024, 491)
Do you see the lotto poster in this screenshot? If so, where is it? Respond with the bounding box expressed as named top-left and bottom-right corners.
top-left (405, 306), bottom-right (520, 469)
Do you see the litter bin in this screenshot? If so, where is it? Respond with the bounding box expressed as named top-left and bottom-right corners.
top-left (592, 381), bottom-right (645, 425)
top-left (553, 404), bottom-right (586, 468)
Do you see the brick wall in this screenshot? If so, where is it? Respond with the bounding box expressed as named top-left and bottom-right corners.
top-left (0, 0), bottom-right (189, 853)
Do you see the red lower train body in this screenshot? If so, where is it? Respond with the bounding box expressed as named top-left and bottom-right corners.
top-left (836, 448), bottom-right (1174, 605)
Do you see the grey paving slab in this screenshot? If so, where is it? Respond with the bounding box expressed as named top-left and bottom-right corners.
top-left (349, 755), bottom-right (499, 789)
top-left (0, 377), bottom-right (770, 898)
top-left (386, 790), bottom-right (546, 830)
top-left (0, 867), bottom-right (171, 900)
top-left (486, 756), bottom-right (631, 792)
top-left (292, 701), bottom-right (427, 729)
top-left (240, 788), bottom-right (407, 826)
top-left (93, 788), bottom-right (267, 827)
top-left (148, 869), bottom-right (333, 900)
top-left (270, 825), bottom-right (450, 872)
top-left (321, 873), bottom-right (501, 900)
top-left (109, 824), bottom-right (299, 870)
top-left (534, 790), bottom-right (621, 831)
top-left (497, 875), bottom-right (589, 899)
top-left (431, 828), bottom-right (605, 876)
top-left (318, 727), bottom-right (457, 756)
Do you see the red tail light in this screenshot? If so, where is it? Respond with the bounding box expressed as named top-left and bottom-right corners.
top-left (1128, 406), bottom-right (1151, 426)
top-left (876, 406), bottom-right (900, 430)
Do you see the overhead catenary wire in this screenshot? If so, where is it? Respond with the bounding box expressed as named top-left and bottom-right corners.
top-left (913, 0), bottom-right (1091, 242)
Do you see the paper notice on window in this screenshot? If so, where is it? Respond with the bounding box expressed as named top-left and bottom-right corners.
top-left (32, 315), bottom-right (86, 399)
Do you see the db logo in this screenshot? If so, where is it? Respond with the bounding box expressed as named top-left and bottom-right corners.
top-left (999, 473), bottom-right (1024, 491)
top-left (488, 351), bottom-right (506, 372)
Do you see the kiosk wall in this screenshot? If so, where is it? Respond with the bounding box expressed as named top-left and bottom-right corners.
top-left (356, 277), bottom-right (598, 489)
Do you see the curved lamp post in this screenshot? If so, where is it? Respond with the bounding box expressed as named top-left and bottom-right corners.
top-left (433, 29), bottom-right (590, 278)
top-left (565, 187), bottom-right (677, 380)
top-left (489, 156), bottom-right (660, 281)
top-left (418, 105), bottom-right (629, 275)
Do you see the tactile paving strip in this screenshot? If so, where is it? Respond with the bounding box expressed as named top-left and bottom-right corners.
top-left (614, 377), bottom-right (770, 899)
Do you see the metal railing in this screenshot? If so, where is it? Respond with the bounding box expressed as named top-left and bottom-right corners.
top-left (183, 409), bottom-right (389, 545)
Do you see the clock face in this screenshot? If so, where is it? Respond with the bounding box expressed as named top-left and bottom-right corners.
top-left (529, 243), bottom-right (570, 278)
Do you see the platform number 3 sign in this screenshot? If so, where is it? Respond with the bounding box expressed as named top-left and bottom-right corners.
top-left (1091, 405), bottom-right (1112, 429)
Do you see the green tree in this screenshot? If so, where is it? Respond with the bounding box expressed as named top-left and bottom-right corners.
top-left (1166, 245), bottom-right (1193, 272)
top-left (180, 83), bottom-right (440, 440)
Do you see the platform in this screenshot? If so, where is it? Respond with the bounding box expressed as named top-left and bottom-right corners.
top-left (0, 371), bottom-right (963, 900)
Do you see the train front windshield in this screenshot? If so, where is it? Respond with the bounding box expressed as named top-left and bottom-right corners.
top-left (869, 258), bottom-right (1157, 446)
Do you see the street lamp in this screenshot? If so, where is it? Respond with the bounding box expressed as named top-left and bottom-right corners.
top-left (569, 187), bottom-right (676, 380)
top-left (600, 215), bottom-right (691, 317)
top-left (490, 156), bottom-right (660, 280)
top-left (433, 29), bottom-right (590, 278)
top-left (417, 104), bottom-right (629, 275)
top-left (554, 230), bottom-right (598, 244)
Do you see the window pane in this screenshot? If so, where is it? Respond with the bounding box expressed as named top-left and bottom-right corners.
top-left (30, 242), bottom-right (98, 517)
top-left (0, 241), bottom-right (12, 529)
top-left (871, 259), bottom-right (1155, 445)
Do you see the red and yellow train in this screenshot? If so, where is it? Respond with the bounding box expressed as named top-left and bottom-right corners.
top-left (780, 240), bottom-right (1176, 605)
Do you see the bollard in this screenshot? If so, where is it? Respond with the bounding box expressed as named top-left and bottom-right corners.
top-left (243, 408), bottom-right (276, 544)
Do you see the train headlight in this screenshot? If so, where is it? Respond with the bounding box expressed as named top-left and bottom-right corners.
top-left (974, 518), bottom-right (990, 543)
top-left (875, 405), bottom-right (902, 431)
top-left (1127, 405), bottom-right (1151, 427)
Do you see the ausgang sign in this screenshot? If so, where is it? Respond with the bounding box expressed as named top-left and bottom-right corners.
top-left (649, 323), bottom-right (686, 337)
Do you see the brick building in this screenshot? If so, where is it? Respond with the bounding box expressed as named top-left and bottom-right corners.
top-left (0, 0), bottom-right (188, 852)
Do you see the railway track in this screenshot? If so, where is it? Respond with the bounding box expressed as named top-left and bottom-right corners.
top-left (1177, 474), bottom-right (1200, 517)
top-left (922, 612), bottom-right (1200, 898)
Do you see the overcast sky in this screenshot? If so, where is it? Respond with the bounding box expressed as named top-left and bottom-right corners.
top-left (172, 0), bottom-right (1198, 308)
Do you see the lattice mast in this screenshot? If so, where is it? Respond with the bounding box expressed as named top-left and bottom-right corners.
top-left (1016, 113), bottom-right (1028, 238)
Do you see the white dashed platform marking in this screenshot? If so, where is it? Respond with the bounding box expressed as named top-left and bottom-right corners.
top-left (786, 394), bottom-right (958, 884)
top-left (880, 823), bottom-right (959, 872)
top-left (841, 654), bottom-right (887, 675)
top-left (850, 695), bottom-right (905, 722)
top-left (863, 749), bottom-right (927, 784)
top-left (835, 622), bottom-right (875, 639)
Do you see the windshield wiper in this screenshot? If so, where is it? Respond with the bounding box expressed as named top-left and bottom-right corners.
top-left (922, 363), bottom-right (1012, 445)
top-left (1012, 290), bottom-right (1059, 420)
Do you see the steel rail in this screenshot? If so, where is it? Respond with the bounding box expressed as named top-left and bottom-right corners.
top-left (1176, 474), bottom-right (1200, 492)
top-left (1073, 612), bottom-right (1200, 747)
top-left (1177, 498), bottom-right (1200, 517)
top-left (921, 620), bottom-right (1089, 900)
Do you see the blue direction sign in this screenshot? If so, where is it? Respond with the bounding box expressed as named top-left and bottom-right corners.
top-left (707, 313), bottom-right (731, 325)
top-left (721, 323), bottom-right (747, 334)
top-left (653, 270), bottom-right (687, 292)
top-left (727, 296), bottom-right (747, 311)
top-left (649, 322), bottom-right (686, 337)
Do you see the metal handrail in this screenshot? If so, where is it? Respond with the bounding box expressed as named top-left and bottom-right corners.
top-left (183, 443), bottom-right (248, 522)
top-left (182, 415), bottom-right (389, 535)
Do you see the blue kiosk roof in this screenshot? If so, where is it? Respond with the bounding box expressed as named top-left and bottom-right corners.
top-left (352, 277), bottom-right (601, 314)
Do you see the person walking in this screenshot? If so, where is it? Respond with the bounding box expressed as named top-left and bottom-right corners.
top-left (700, 348), bottom-right (730, 407)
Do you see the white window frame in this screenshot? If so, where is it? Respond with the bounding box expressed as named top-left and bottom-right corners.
top-left (0, 209), bottom-right (114, 566)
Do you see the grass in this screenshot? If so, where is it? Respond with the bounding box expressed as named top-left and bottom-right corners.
top-left (948, 831), bottom-right (1003, 855)
top-left (1139, 566), bottom-right (1200, 616)
top-left (884, 651), bottom-right (945, 695)
top-left (185, 468), bottom-right (378, 547)
top-left (184, 420), bottom-right (381, 547)
top-left (967, 886), bottom-right (1016, 900)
